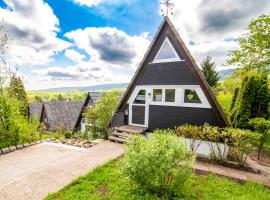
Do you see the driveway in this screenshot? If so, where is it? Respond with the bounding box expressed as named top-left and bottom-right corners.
top-left (0, 141), bottom-right (123, 200)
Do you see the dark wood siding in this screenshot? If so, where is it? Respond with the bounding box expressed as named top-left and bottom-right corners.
top-left (148, 105), bottom-right (220, 131)
top-left (137, 62), bottom-right (198, 85)
top-left (132, 105), bottom-right (145, 125)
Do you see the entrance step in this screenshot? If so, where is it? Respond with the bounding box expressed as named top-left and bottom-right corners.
top-left (109, 125), bottom-right (147, 144)
top-left (108, 136), bottom-right (126, 143)
top-left (115, 125), bottom-right (147, 134)
top-left (111, 131), bottom-right (130, 138)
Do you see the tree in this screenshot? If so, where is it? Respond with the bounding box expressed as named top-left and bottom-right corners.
top-left (201, 56), bottom-right (220, 88)
top-left (8, 73), bottom-right (29, 116)
top-left (227, 14), bottom-right (270, 72)
top-left (230, 73), bottom-right (270, 128)
top-left (85, 89), bottom-right (120, 139)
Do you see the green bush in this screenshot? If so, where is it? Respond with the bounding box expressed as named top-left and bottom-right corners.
top-left (64, 131), bottom-right (72, 139)
top-left (249, 118), bottom-right (270, 159)
top-left (175, 124), bottom-right (202, 154)
top-left (225, 128), bottom-right (260, 166)
top-left (202, 124), bottom-right (229, 163)
top-left (122, 130), bottom-right (194, 197)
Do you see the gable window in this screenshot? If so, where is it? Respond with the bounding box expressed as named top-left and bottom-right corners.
top-left (133, 90), bottom-right (146, 104)
top-left (184, 89), bottom-right (201, 104)
top-left (165, 89), bottom-right (175, 102)
top-left (153, 89), bottom-right (162, 102)
top-left (153, 37), bottom-right (182, 63)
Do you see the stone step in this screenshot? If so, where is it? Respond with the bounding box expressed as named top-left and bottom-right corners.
top-left (111, 131), bottom-right (131, 138)
top-left (115, 125), bottom-right (147, 134)
top-left (108, 136), bottom-right (126, 143)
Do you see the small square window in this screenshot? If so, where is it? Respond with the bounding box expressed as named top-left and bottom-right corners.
top-left (153, 89), bottom-right (162, 102)
top-left (184, 89), bottom-right (201, 103)
top-left (165, 89), bottom-right (175, 102)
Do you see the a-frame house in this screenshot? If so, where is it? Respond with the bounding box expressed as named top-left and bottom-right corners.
top-left (108, 16), bottom-right (228, 139)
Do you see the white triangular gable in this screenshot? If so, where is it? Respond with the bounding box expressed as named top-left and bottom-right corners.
top-left (153, 37), bottom-right (183, 63)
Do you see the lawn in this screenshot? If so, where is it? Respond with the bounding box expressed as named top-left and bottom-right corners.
top-left (45, 159), bottom-right (270, 200)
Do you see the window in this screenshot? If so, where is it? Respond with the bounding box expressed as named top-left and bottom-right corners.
top-left (184, 89), bottom-right (201, 103)
top-left (165, 89), bottom-right (175, 102)
top-left (133, 90), bottom-right (146, 104)
top-left (153, 38), bottom-right (181, 62)
top-left (153, 89), bottom-right (162, 102)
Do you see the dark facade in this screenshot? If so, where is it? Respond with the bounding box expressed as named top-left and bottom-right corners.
top-left (109, 17), bottom-right (228, 131)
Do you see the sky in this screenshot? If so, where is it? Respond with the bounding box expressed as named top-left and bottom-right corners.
top-left (0, 0), bottom-right (269, 90)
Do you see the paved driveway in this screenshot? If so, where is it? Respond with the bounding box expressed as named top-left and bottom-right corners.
top-left (0, 141), bottom-right (123, 200)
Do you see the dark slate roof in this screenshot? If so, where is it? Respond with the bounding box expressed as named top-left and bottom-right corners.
top-left (89, 92), bottom-right (102, 105)
top-left (44, 101), bottom-right (84, 131)
top-left (29, 102), bottom-right (43, 121)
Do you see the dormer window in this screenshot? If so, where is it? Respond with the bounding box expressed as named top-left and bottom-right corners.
top-left (153, 37), bottom-right (183, 63)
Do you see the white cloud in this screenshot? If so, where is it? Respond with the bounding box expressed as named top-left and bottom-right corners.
top-left (0, 0), bottom-right (71, 65)
top-left (170, 0), bottom-right (270, 68)
top-left (64, 49), bottom-right (85, 63)
top-left (65, 27), bottom-right (150, 68)
top-left (28, 60), bottom-right (132, 90)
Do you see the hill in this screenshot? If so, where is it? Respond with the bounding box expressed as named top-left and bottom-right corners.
top-left (33, 83), bottom-right (129, 93)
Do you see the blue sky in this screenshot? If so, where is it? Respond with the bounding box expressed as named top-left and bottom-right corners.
top-left (0, 0), bottom-right (269, 90)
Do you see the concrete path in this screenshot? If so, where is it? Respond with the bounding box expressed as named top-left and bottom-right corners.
top-left (0, 141), bottom-right (123, 200)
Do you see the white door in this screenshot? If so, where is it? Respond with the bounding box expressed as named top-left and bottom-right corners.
top-left (128, 87), bottom-right (150, 127)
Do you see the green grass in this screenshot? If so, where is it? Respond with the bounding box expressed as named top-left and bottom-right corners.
top-left (45, 159), bottom-right (270, 200)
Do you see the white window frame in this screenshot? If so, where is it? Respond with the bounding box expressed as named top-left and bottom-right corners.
top-left (153, 37), bottom-right (184, 63)
top-left (147, 85), bottom-right (211, 108)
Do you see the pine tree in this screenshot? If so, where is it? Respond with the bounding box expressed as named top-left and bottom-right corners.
top-left (201, 56), bottom-right (220, 88)
top-left (8, 73), bottom-right (28, 117)
top-left (230, 73), bottom-right (270, 128)
top-left (230, 87), bottom-right (239, 111)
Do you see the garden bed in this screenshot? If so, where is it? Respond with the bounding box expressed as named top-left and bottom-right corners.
top-left (47, 138), bottom-right (103, 148)
top-left (197, 156), bottom-right (260, 174)
top-left (45, 159), bottom-right (270, 200)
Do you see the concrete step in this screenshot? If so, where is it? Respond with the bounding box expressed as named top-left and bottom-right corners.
top-left (108, 136), bottom-right (126, 143)
top-left (111, 131), bottom-right (131, 138)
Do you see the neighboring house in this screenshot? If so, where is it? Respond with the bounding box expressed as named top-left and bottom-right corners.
top-left (108, 16), bottom-right (228, 132)
top-left (73, 92), bottom-right (102, 132)
top-left (29, 101), bottom-right (84, 131)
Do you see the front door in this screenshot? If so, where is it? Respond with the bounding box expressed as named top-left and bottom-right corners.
top-left (128, 87), bottom-right (149, 127)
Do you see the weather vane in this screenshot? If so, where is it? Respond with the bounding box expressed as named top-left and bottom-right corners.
top-left (160, 0), bottom-right (175, 17)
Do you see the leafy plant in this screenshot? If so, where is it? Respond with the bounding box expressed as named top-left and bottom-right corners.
top-left (249, 118), bottom-right (270, 159)
top-left (225, 128), bottom-right (260, 166)
top-left (202, 124), bottom-right (229, 163)
top-left (175, 124), bottom-right (203, 154)
top-left (122, 130), bottom-right (194, 197)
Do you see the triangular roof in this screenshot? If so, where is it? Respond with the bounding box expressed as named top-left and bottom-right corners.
top-left (73, 92), bottom-right (102, 132)
top-left (109, 16), bottom-right (228, 127)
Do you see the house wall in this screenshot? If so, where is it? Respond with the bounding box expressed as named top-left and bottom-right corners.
top-left (148, 105), bottom-right (219, 131)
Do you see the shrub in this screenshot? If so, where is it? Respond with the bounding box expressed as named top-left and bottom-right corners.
top-left (175, 124), bottom-right (202, 154)
top-left (64, 131), bottom-right (72, 139)
top-left (225, 128), bottom-right (260, 166)
top-left (249, 118), bottom-right (270, 159)
top-left (122, 130), bottom-right (194, 197)
top-left (201, 124), bottom-right (229, 163)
